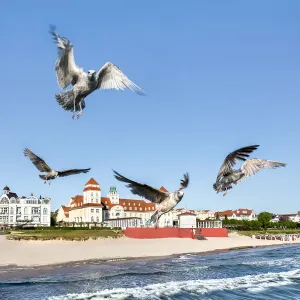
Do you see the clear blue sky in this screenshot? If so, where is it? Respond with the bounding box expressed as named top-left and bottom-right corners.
top-left (0, 1), bottom-right (299, 214)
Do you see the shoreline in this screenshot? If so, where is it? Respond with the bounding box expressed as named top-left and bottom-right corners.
top-left (0, 234), bottom-right (299, 268)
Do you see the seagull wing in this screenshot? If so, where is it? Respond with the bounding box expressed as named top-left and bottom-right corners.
top-left (178, 173), bottom-right (189, 191)
top-left (96, 62), bottom-right (145, 95)
top-left (216, 145), bottom-right (259, 181)
top-left (238, 159), bottom-right (286, 184)
top-left (57, 168), bottom-right (91, 177)
top-left (49, 25), bottom-right (83, 89)
top-left (113, 170), bottom-right (168, 204)
top-left (24, 148), bottom-right (52, 173)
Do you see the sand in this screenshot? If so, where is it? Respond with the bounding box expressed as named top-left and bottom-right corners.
top-left (0, 233), bottom-right (299, 267)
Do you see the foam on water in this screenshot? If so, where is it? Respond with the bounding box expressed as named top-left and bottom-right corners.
top-left (48, 269), bottom-right (300, 300)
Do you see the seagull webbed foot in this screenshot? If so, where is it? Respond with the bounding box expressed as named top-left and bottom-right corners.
top-left (77, 111), bottom-right (82, 119)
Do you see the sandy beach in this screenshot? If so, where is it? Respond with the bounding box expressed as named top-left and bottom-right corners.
top-left (0, 233), bottom-right (299, 267)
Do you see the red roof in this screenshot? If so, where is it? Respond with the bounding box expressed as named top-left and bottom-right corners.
top-left (159, 186), bottom-right (168, 193)
top-left (234, 209), bottom-right (253, 216)
top-left (85, 178), bottom-right (100, 186)
top-left (215, 210), bottom-right (234, 217)
top-left (101, 197), bottom-right (156, 212)
top-left (70, 203), bottom-right (103, 210)
top-left (70, 195), bottom-right (84, 207)
top-left (61, 205), bottom-right (70, 216)
top-left (83, 186), bottom-right (101, 192)
top-left (178, 212), bottom-right (196, 216)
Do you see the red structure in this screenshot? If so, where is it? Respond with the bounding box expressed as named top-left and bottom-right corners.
top-left (124, 227), bottom-right (228, 239)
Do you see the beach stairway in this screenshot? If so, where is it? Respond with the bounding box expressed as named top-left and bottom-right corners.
top-left (194, 229), bottom-right (207, 240)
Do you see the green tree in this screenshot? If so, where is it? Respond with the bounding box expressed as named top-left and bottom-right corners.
top-left (257, 211), bottom-right (273, 229)
top-left (50, 210), bottom-right (58, 227)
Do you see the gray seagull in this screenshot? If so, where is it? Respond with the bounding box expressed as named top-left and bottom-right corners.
top-left (213, 145), bottom-right (286, 196)
top-left (24, 148), bottom-right (90, 184)
top-left (50, 26), bottom-right (145, 119)
top-left (113, 170), bottom-right (189, 228)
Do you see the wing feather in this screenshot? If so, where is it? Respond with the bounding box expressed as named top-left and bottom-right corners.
top-left (113, 170), bottom-right (168, 204)
top-left (49, 25), bottom-right (83, 89)
top-left (216, 145), bottom-right (259, 181)
top-left (179, 173), bottom-right (189, 190)
top-left (97, 62), bottom-right (145, 95)
top-left (58, 168), bottom-right (91, 177)
top-left (24, 148), bottom-right (52, 173)
top-left (238, 159), bottom-right (286, 183)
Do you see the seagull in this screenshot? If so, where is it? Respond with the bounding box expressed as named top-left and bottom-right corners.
top-left (113, 170), bottom-right (189, 228)
top-left (49, 26), bottom-right (145, 119)
top-left (24, 148), bottom-right (91, 184)
top-left (213, 145), bottom-right (286, 196)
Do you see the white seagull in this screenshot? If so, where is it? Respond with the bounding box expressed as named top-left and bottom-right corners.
top-left (113, 170), bottom-right (189, 228)
top-left (213, 145), bottom-right (286, 196)
top-left (24, 148), bottom-right (91, 184)
top-left (50, 26), bottom-right (145, 119)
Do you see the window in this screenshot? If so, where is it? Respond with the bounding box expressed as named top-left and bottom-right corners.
top-left (124, 213), bottom-right (127, 217)
top-left (0, 208), bottom-right (8, 214)
top-left (96, 209), bottom-right (99, 213)
top-left (123, 202), bottom-right (125, 205)
top-left (10, 207), bottom-right (14, 214)
top-left (96, 216), bottom-right (99, 222)
top-left (133, 203), bottom-right (135, 206)
top-left (24, 216), bottom-right (28, 220)
top-left (32, 208), bottom-right (39, 214)
top-left (140, 208), bottom-right (142, 211)
top-left (91, 216), bottom-right (94, 222)
top-left (10, 216), bottom-right (13, 222)
top-left (129, 207), bottom-right (132, 210)
top-left (43, 208), bottom-right (48, 215)
top-left (91, 209), bottom-right (94, 213)
top-left (134, 208), bottom-right (137, 211)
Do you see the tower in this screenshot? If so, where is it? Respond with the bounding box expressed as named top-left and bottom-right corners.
top-left (83, 178), bottom-right (101, 204)
top-left (107, 186), bottom-right (119, 204)
top-left (3, 186), bottom-right (10, 195)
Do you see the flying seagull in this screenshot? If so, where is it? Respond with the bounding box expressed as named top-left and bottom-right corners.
top-left (113, 170), bottom-right (189, 228)
top-left (213, 145), bottom-right (286, 196)
top-left (49, 26), bottom-right (145, 119)
top-left (24, 148), bottom-right (90, 184)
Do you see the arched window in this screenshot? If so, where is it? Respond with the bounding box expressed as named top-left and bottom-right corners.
top-left (10, 207), bottom-right (14, 215)
top-left (96, 216), bottom-right (99, 222)
top-left (91, 216), bottom-right (94, 222)
top-left (43, 208), bottom-right (48, 215)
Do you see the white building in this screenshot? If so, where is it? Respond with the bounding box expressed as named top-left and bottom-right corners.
top-left (0, 186), bottom-right (51, 227)
top-left (196, 210), bottom-right (215, 220)
top-left (57, 178), bottom-right (159, 227)
top-left (215, 209), bottom-right (256, 221)
top-left (278, 214), bottom-right (300, 223)
top-left (178, 212), bottom-right (197, 228)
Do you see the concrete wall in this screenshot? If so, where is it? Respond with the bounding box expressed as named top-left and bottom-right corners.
top-left (124, 227), bottom-right (228, 239)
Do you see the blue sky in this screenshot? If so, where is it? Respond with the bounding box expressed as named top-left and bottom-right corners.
top-left (0, 1), bottom-right (299, 214)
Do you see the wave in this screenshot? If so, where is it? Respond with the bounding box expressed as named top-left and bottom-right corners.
top-left (48, 269), bottom-right (300, 300)
top-left (0, 271), bottom-right (168, 286)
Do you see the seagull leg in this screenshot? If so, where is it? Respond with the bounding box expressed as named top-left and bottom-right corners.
top-left (72, 99), bottom-right (76, 120)
top-left (77, 100), bottom-right (83, 119)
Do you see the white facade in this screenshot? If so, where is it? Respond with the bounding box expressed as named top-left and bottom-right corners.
top-left (179, 213), bottom-right (197, 228)
top-left (0, 186), bottom-right (51, 227)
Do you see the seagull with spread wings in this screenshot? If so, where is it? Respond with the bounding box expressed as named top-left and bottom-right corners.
top-left (113, 170), bottom-right (189, 228)
top-left (49, 26), bottom-right (145, 119)
top-left (24, 148), bottom-right (90, 184)
top-left (213, 145), bottom-right (286, 196)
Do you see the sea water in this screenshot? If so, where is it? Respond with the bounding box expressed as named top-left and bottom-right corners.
top-left (0, 244), bottom-right (300, 299)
